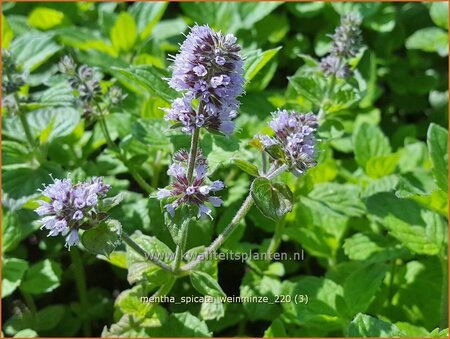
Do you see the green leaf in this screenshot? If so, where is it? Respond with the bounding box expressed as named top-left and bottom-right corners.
top-left (430, 2), bottom-right (449, 30)
top-left (366, 193), bottom-right (442, 255)
top-left (2, 162), bottom-right (63, 199)
top-left (282, 277), bottom-right (345, 330)
top-left (3, 107), bottom-right (80, 144)
top-left (20, 259), bottom-right (62, 294)
top-left (343, 233), bottom-right (410, 263)
top-left (343, 264), bottom-right (387, 315)
top-left (241, 272), bottom-right (281, 321)
top-left (130, 2), bottom-right (168, 40)
top-left (164, 205), bottom-right (192, 245)
top-left (244, 47), bottom-right (282, 82)
top-left (264, 318), bottom-right (288, 338)
top-left (2, 14), bottom-right (14, 49)
top-left (99, 193), bottom-right (125, 212)
top-left (113, 65), bottom-right (177, 102)
top-left (2, 141), bottom-right (31, 167)
top-left (13, 329), bottom-right (38, 338)
top-left (202, 133), bottom-right (240, 172)
top-left (125, 231), bottom-right (173, 285)
top-left (348, 313), bottom-right (404, 337)
top-left (81, 219), bottom-right (122, 257)
top-left (353, 123), bottom-right (391, 169)
top-left (191, 271), bottom-right (226, 297)
top-left (111, 12), bottom-right (137, 52)
top-left (115, 285), bottom-right (156, 319)
top-left (289, 75), bottom-right (325, 106)
top-left (237, 3), bottom-right (283, 29)
top-left (36, 305), bottom-right (65, 331)
top-left (306, 183), bottom-right (365, 217)
top-left (28, 7), bottom-right (64, 30)
top-left (427, 123), bottom-right (448, 192)
top-left (251, 177), bottom-right (293, 221)
top-left (233, 159), bottom-right (259, 177)
top-left (200, 298), bottom-right (225, 321)
top-left (155, 312), bottom-right (212, 337)
top-left (406, 27), bottom-right (448, 57)
top-left (2, 210), bottom-right (39, 253)
top-left (10, 32), bottom-right (62, 72)
top-left (365, 153), bottom-right (400, 179)
top-left (2, 258), bottom-right (29, 298)
top-left (131, 118), bottom-right (171, 147)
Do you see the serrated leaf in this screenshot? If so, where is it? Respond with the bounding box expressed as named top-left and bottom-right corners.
top-left (191, 271), bottom-right (226, 297)
top-left (251, 177), bottom-right (293, 221)
top-left (289, 75), bottom-right (325, 106)
top-left (353, 123), bottom-right (391, 169)
top-left (343, 233), bottom-right (410, 263)
top-left (131, 118), bottom-right (171, 147)
top-left (113, 65), bottom-right (177, 102)
top-left (348, 313), bottom-right (404, 337)
top-left (81, 219), bottom-right (122, 257)
top-left (10, 32), bottom-right (62, 72)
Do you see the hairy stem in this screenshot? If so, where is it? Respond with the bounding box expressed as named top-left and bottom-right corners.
top-left (18, 111), bottom-right (35, 148)
top-left (187, 128), bottom-right (200, 182)
top-left (70, 249), bottom-right (91, 336)
top-left (182, 163), bottom-right (289, 271)
top-left (186, 101), bottom-right (204, 182)
top-left (172, 222), bottom-right (189, 273)
top-left (121, 232), bottom-right (173, 272)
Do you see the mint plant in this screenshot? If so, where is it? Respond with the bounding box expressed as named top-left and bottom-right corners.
top-left (2, 2), bottom-right (448, 338)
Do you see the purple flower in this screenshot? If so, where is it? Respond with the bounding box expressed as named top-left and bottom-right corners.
top-left (259, 110), bottom-right (319, 176)
top-left (157, 150), bottom-right (224, 219)
top-left (330, 13), bottom-right (362, 58)
top-left (166, 25), bottom-right (244, 135)
top-left (319, 13), bottom-right (362, 78)
top-left (34, 176), bottom-right (111, 249)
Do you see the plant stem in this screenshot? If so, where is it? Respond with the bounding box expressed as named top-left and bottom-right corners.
top-left (186, 101), bottom-right (204, 182)
top-left (18, 111), bottom-right (35, 148)
top-left (182, 164), bottom-right (289, 272)
top-left (70, 249), bottom-right (91, 336)
top-left (172, 221), bottom-right (189, 273)
top-left (20, 289), bottom-right (37, 314)
top-left (265, 217), bottom-right (286, 260)
top-left (121, 232), bottom-right (173, 272)
top-left (187, 128), bottom-right (200, 182)
top-left (182, 193), bottom-right (254, 272)
top-left (98, 116), bottom-right (153, 194)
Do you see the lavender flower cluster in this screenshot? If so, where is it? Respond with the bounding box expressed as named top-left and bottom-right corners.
top-left (259, 110), bottom-right (318, 176)
top-left (58, 56), bottom-right (125, 117)
top-left (157, 150), bottom-right (224, 219)
top-left (35, 177), bottom-right (111, 249)
top-left (164, 25), bottom-right (244, 135)
top-left (2, 49), bottom-right (26, 113)
top-left (319, 13), bottom-right (362, 78)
